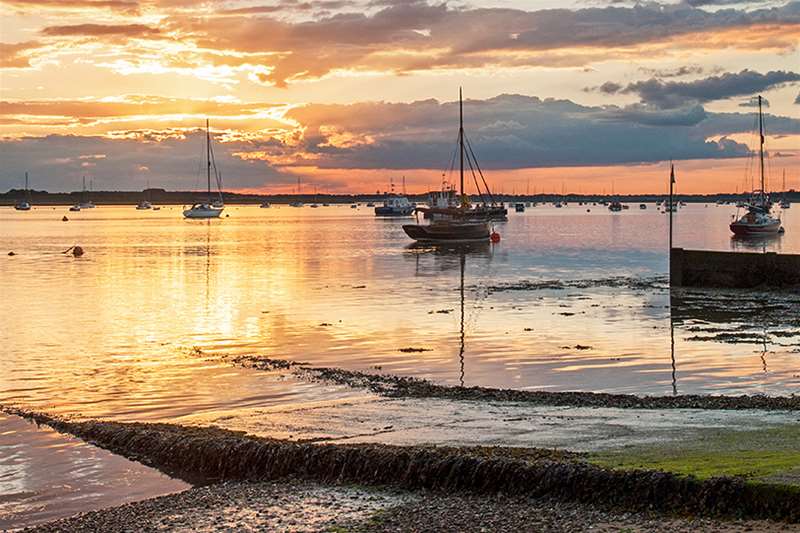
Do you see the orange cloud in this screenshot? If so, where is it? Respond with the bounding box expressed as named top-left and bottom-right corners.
top-left (41, 23), bottom-right (160, 37)
top-left (0, 41), bottom-right (41, 68)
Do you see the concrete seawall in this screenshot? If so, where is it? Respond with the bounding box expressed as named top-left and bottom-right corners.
top-left (670, 248), bottom-right (800, 288)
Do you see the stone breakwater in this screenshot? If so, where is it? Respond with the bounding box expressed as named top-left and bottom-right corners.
top-left (6, 408), bottom-right (800, 522)
top-left (230, 355), bottom-right (800, 411)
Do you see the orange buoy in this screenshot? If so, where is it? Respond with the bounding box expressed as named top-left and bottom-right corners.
top-left (490, 231), bottom-right (501, 243)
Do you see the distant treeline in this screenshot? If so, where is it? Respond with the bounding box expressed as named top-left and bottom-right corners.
top-left (2, 187), bottom-right (799, 206)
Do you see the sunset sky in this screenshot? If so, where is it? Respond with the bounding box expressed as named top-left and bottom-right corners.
top-left (1, 0), bottom-right (798, 195)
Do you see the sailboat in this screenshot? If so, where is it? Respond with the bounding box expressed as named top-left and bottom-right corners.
top-left (14, 172), bottom-right (32, 211)
top-left (403, 89), bottom-right (490, 242)
top-left (780, 170), bottom-right (791, 209)
top-left (79, 177), bottom-right (95, 208)
top-left (730, 96), bottom-right (782, 236)
top-left (183, 120), bottom-right (224, 219)
top-left (289, 177), bottom-right (304, 207)
top-left (136, 181), bottom-right (152, 210)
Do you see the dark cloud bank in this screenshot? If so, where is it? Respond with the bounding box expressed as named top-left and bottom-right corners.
top-left (3, 93), bottom-right (798, 191)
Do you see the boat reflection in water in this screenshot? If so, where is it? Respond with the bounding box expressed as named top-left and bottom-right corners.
top-left (668, 286), bottom-right (792, 395)
top-left (406, 241), bottom-right (493, 386)
top-left (730, 231), bottom-right (783, 253)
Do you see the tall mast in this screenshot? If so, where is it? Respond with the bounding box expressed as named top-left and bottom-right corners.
top-left (459, 87), bottom-right (465, 204)
top-left (758, 95), bottom-right (765, 199)
top-left (206, 119), bottom-right (211, 203)
top-left (669, 163), bottom-right (675, 252)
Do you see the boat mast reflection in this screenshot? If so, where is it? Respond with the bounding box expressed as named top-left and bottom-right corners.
top-left (459, 251), bottom-right (465, 386)
top-left (670, 304), bottom-right (677, 396)
top-left (406, 241), bottom-right (493, 387)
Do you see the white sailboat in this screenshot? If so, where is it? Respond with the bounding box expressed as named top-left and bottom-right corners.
top-left (14, 172), bottom-right (32, 211)
top-left (184, 120), bottom-right (224, 219)
top-left (79, 177), bottom-right (95, 208)
top-left (136, 181), bottom-right (152, 210)
top-left (780, 170), bottom-right (791, 209)
top-left (730, 96), bottom-right (782, 236)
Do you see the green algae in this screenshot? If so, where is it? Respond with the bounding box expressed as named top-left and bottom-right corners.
top-left (590, 424), bottom-right (800, 483)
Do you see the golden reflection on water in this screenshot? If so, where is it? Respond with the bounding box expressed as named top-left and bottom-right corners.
top-left (1, 204), bottom-right (799, 420)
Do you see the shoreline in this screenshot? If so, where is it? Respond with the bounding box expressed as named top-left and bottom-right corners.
top-left (5, 407), bottom-right (800, 525)
top-left (229, 355), bottom-right (800, 411)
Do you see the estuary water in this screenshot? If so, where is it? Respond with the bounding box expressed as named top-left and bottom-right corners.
top-left (1, 202), bottom-right (799, 526)
top-left (2, 203), bottom-right (799, 416)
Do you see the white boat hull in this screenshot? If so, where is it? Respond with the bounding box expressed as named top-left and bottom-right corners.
top-left (183, 207), bottom-right (223, 218)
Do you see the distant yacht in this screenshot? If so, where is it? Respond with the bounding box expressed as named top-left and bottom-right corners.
top-left (184, 120), bottom-right (224, 219)
top-left (780, 171), bottom-right (791, 209)
top-left (608, 201), bottom-right (623, 212)
top-left (375, 195), bottom-right (414, 216)
top-left (136, 185), bottom-right (153, 210)
top-left (14, 172), bottom-right (32, 211)
top-left (514, 202), bottom-right (525, 212)
top-left (79, 177), bottom-right (95, 208)
top-left (730, 96), bottom-right (782, 236)
top-left (259, 201), bottom-right (271, 208)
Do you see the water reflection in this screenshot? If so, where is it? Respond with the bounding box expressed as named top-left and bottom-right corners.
top-left (669, 287), bottom-right (799, 393)
top-left (670, 312), bottom-right (677, 396)
top-left (2, 204), bottom-right (800, 420)
top-left (730, 233), bottom-right (783, 253)
top-left (405, 242), bottom-right (493, 386)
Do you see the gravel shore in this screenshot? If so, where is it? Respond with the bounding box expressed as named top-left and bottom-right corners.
top-left (25, 481), bottom-right (800, 532)
top-left (352, 491), bottom-right (800, 533)
top-left (25, 480), bottom-right (411, 533)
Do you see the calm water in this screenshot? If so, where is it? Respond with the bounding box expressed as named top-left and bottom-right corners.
top-left (2, 202), bottom-right (799, 527)
top-left (2, 203), bottom-right (799, 418)
top-left (0, 413), bottom-right (188, 529)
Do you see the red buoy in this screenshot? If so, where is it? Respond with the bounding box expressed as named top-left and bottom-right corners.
top-left (490, 231), bottom-right (501, 243)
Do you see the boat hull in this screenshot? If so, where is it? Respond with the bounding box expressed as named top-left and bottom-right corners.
top-left (183, 207), bottom-right (223, 219)
top-left (14, 203), bottom-right (31, 211)
top-left (402, 222), bottom-right (490, 242)
top-left (730, 220), bottom-right (782, 236)
top-left (375, 206), bottom-right (414, 216)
